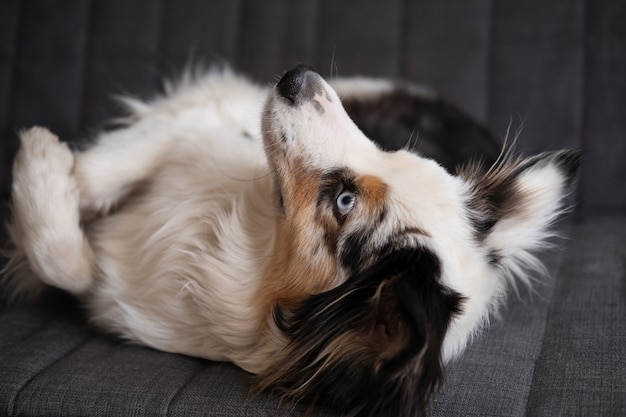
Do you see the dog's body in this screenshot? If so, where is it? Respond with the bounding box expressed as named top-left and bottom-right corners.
top-left (4, 65), bottom-right (580, 415)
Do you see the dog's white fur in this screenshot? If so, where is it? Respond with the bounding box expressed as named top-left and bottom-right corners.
top-left (5, 67), bottom-right (573, 379)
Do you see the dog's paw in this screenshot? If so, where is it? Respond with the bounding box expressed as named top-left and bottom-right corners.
top-left (12, 126), bottom-right (79, 216)
top-left (13, 126), bottom-right (74, 178)
top-left (12, 126), bottom-right (81, 233)
top-left (11, 127), bottom-right (94, 294)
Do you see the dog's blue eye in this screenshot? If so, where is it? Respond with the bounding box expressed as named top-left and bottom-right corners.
top-left (336, 190), bottom-right (356, 215)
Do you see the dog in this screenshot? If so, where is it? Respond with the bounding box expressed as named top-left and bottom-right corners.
top-left (3, 64), bottom-right (581, 416)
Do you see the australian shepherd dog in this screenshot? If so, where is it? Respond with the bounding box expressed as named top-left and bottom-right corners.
top-left (4, 64), bottom-right (580, 416)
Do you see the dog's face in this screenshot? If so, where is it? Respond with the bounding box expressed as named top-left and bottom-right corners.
top-left (257, 65), bottom-right (580, 415)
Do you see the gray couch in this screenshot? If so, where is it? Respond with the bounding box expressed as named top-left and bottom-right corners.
top-left (1, 1), bottom-right (624, 416)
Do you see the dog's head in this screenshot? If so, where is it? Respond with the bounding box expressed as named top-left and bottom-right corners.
top-left (257, 65), bottom-right (581, 415)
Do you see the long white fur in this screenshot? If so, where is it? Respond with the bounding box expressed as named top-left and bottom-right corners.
top-left (5, 67), bottom-right (571, 376)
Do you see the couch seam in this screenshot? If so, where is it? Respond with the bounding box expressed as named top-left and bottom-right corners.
top-left (575, 0), bottom-right (589, 219)
top-left (5, 0), bottom-right (23, 148)
top-left (396, 0), bottom-right (409, 78)
top-left (8, 334), bottom-right (92, 417)
top-left (484, 0), bottom-right (497, 128)
top-left (75, 0), bottom-right (94, 134)
top-left (163, 366), bottom-right (207, 417)
top-left (522, 221), bottom-right (576, 417)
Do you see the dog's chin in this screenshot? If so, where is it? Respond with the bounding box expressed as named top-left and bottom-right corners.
top-left (257, 247), bottom-right (463, 416)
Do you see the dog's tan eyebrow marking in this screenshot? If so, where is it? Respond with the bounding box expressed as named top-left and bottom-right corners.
top-left (356, 175), bottom-right (387, 216)
top-left (355, 175), bottom-right (387, 210)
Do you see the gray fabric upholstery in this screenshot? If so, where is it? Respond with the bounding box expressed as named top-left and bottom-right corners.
top-left (1, 1), bottom-right (624, 416)
top-left (428, 219), bottom-right (626, 417)
top-left (526, 218), bottom-right (626, 417)
top-left (0, 298), bottom-right (340, 417)
top-left (426, 247), bottom-right (566, 417)
top-left (1, 0), bottom-right (625, 215)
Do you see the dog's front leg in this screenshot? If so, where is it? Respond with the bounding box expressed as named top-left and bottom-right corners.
top-left (74, 122), bottom-right (174, 217)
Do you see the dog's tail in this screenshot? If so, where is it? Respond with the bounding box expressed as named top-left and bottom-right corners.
top-left (2, 127), bottom-right (95, 302)
top-left (330, 78), bottom-right (501, 173)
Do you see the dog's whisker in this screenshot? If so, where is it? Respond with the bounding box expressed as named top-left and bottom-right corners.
top-left (402, 128), bottom-right (419, 151)
top-left (329, 48), bottom-right (339, 80)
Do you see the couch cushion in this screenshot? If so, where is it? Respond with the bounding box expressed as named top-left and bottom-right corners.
top-left (525, 217), bottom-right (626, 417)
top-left (2, 219), bottom-right (625, 416)
top-left (425, 230), bottom-right (566, 417)
top-left (0, 250), bottom-right (559, 417)
top-left (0, 295), bottom-right (341, 417)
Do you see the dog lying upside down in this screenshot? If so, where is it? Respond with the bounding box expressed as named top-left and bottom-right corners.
top-left (4, 64), bottom-right (580, 416)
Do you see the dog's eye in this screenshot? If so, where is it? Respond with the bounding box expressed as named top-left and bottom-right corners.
top-left (336, 190), bottom-right (356, 215)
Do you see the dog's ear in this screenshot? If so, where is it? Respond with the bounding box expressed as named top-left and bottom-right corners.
top-left (461, 150), bottom-right (582, 280)
top-left (259, 247), bottom-right (463, 416)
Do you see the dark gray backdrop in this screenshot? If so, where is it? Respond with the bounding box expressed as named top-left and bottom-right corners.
top-left (1, 0), bottom-right (624, 215)
top-left (0, 1), bottom-right (624, 416)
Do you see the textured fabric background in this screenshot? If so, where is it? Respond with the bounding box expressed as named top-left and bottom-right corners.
top-left (0, 1), bottom-right (625, 416)
top-left (525, 219), bottom-right (626, 417)
top-left (0, 0), bottom-right (624, 214)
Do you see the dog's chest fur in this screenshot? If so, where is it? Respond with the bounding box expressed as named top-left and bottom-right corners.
top-left (85, 70), bottom-right (280, 371)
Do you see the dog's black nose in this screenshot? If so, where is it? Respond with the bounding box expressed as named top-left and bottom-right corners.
top-left (277, 64), bottom-right (316, 104)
